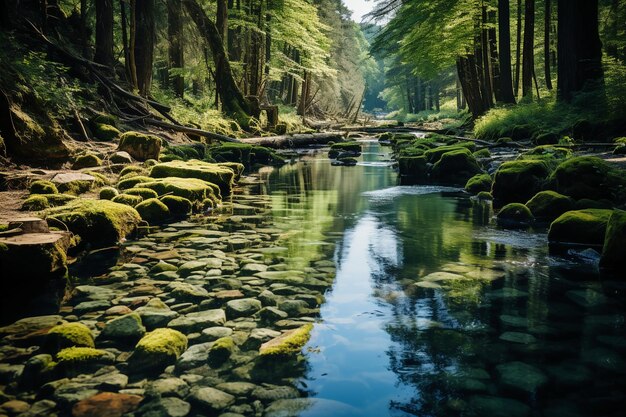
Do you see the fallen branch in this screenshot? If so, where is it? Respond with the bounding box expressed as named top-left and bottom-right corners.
top-left (144, 118), bottom-right (240, 143)
top-left (240, 132), bottom-right (345, 148)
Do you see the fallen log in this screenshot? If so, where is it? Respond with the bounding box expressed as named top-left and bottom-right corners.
top-left (240, 132), bottom-right (345, 148)
top-left (144, 119), bottom-right (240, 143)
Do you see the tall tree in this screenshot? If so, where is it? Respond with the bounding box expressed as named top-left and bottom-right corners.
top-left (557, 0), bottom-right (604, 101)
top-left (134, 0), bottom-right (155, 96)
top-left (94, 0), bottom-right (115, 67)
top-left (498, 0), bottom-right (516, 103)
top-left (544, 0), bottom-right (552, 89)
top-left (167, 0), bottom-right (184, 97)
top-left (514, 0), bottom-right (522, 96)
top-left (522, 0), bottom-right (535, 97)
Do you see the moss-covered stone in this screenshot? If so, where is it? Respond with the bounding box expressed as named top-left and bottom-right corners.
top-left (91, 113), bottom-right (117, 127)
top-left (125, 187), bottom-right (159, 200)
top-left (431, 148), bottom-right (482, 185)
top-left (135, 198), bottom-right (170, 224)
top-left (398, 156), bottom-right (428, 180)
top-left (141, 177), bottom-right (219, 204)
top-left (119, 166), bottom-right (147, 177)
top-left (533, 132), bottom-right (559, 145)
top-left (497, 203), bottom-right (534, 225)
top-left (208, 337), bottom-right (235, 366)
top-left (600, 210), bottom-right (626, 270)
top-left (129, 328), bottom-right (188, 373)
top-left (92, 123), bottom-right (121, 142)
top-left (492, 160), bottom-right (552, 207)
top-left (112, 194), bottom-right (143, 207)
top-left (117, 175), bottom-right (153, 190)
top-left (477, 191), bottom-right (493, 200)
top-left (47, 323), bottom-right (94, 350)
top-left (525, 191), bottom-right (575, 221)
top-left (150, 160), bottom-right (235, 196)
top-left (548, 209), bottom-right (613, 246)
top-left (473, 148), bottom-right (491, 158)
top-left (465, 174), bottom-right (492, 195)
top-left (21, 195), bottom-right (49, 211)
top-left (56, 347), bottom-right (111, 364)
top-left (118, 132), bottom-right (162, 161)
top-left (44, 199), bottom-right (141, 246)
top-left (259, 324), bottom-right (313, 356)
top-left (549, 156), bottom-right (626, 202)
top-left (518, 146), bottom-right (572, 164)
top-left (99, 187), bottom-right (119, 200)
top-left (424, 143), bottom-right (476, 163)
top-left (46, 194), bottom-right (77, 207)
top-left (217, 162), bottom-right (246, 181)
top-left (29, 180), bottom-right (58, 195)
top-left (72, 154), bottom-right (102, 170)
top-left (161, 196), bottom-right (192, 217)
top-left (0, 231), bottom-right (71, 281)
top-left (209, 143), bottom-right (284, 167)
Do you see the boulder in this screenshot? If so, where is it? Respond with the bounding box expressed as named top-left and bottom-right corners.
top-left (188, 387), bottom-right (234, 413)
top-left (424, 143), bottom-right (476, 163)
top-left (150, 160), bottom-right (236, 197)
top-left (549, 156), bottom-right (626, 202)
top-left (55, 347), bottom-right (115, 375)
top-left (497, 203), bottom-right (534, 226)
top-left (99, 187), bottom-right (119, 200)
top-left (548, 209), bottom-right (613, 246)
top-left (209, 142), bottom-right (283, 167)
top-left (109, 151), bottom-right (133, 164)
top-left (135, 298), bottom-right (179, 330)
top-left (208, 337), bottom-right (235, 365)
top-left (138, 177), bottom-right (220, 204)
top-left (600, 210), bottom-right (626, 270)
top-left (29, 180), bottom-right (58, 195)
top-left (111, 194), bottom-right (143, 207)
top-left (51, 172), bottom-right (99, 195)
top-left (134, 198), bottom-right (170, 224)
top-left (398, 156), bottom-right (428, 181)
top-left (118, 132), bottom-right (162, 161)
top-left (72, 154), bottom-right (102, 170)
top-left (100, 313), bottom-right (146, 343)
top-left (167, 309), bottom-right (225, 333)
top-left (125, 187), bottom-right (159, 200)
top-left (71, 392), bottom-right (142, 417)
top-left (128, 328), bottom-right (188, 374)
top-left (492, 160), bottom-right (552, 207)
top-left (0, 230), bottom-right (72, 280)
top-left (92, 123), bottom-right (121, 142)
top-left (431, 148), bottom-right (482, 185)
top-left (47, 322), bottom-right (94, 350)
top-left (225, 298), bottom-right (262, 318)
top-left (160, 196), bottom-right (193, 217)
top-left (465, 173), bottom-right (492, 195)
top-left (259, 324), bottom-right (313, 356)
top-left (525, 190), bottom-right (575, 221)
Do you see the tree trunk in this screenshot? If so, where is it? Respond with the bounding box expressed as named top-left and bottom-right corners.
top-left (544, 0), bottom-right (552, 90)
top-left (80, 0), bottom-right (89, 56)
top-left (481, 4), bottom-right (494, 106)
top-left (498, 0), bottom-right (516, 103)
top-left (557, 0), bottom-right (604, 102)
top-left (183, 0), bottom-right (254, 126)
top-left (128, 0), bottom-right (139, 89)
top-left (167, 0), bottom-right (184, 97)
top-left (488, 10), bottom-right (502, 102)
top-left (522, 0), bottom-right (535, 98)
top-left (514, 0), bottom-right (522, 97)
top-left (134, 0), bottom-right (155, 97)
top-left (457, 55), bottom-right (487, 118)
top-left (120, 0), bottom-right (132, 83)
top-left (94, 0), bottom-right (114, 67)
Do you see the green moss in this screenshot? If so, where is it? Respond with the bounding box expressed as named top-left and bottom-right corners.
top-left (56, 347), bottom-right (109, 364)
top-left (91, 113), bottom-right (117, 127)
top-left (496, 137), bottom-right (513, 144)
top-left (465, 174), bottom-right (492, 195)
top-left (614, 145), bottom-right (626, 155)
top-left (548, 209), bottom-right (613, 246)
top-left (398, 156), bottom-right (428, 180)
top-left (202, 198), bottom-right (215, 210)
top-left (210, 143), bottom-right (285, 168)
top-left (492, 160), bottom-right (552, 207)
top-left (118, 132), bottom-right (162, 161)
top-left (525, 191), bottom-right (575, 221)
top-left (99, 187), bottom-right (119, 200)
top-left (45, 199), bottom-right (141, 246)
top-left (92, 123), bottom-right (121, 142)
top-left (56, 180), bottom-right (96, 195)
top-left (141, 177), bottom-right (219, 204)
top-left (518, 146), bottom-right (572, 164)
top-left (117, 175), bottom-right (153, 190)
top-left (162, 143), bottom-right (207, 160)
top-left (533, 132), bottom-right (559, 145)
top-left (47, 323), bottom-right (94, 350)
top-left (112, 194), bottom-right (143, 207)
top-left (549, 156), bottom-right (626, 202)
top-left (160, 195), bottom-right (192, 217)
top-left (600, 210), bottom-right (626, 270)
top-left (150, 160), bottom-right (235, 196)
top-left (135, 198), bottom-right (170, 224)
top-left (477, 191), bottom-right (493, 200)
top-left (614, 137), bottom-right (626, 144)
top-left (208, 336), bottom-right (235, 365)
top-left (144, 159), bottom-right (158, 167)
top-left (473, 148), bottom-right (491, 158)
top-left (130, 328), bottom-right (188, 372)
top-left (497, 203), bottom-right (534, 224)
top-left (217, 162), bottom-right (246, 180)
top-left (431, 149), bottom-right (482, 185)
top-left (21, 195), bottom-right (49, 211)
top-left (87, 171), bottom-right (110, 186)
top-left (72, 154), bottom-right (102, 170)
top-left (46, 194), bottom-right (77, 207)
top-left (259, 324), bottom-right (313, 356)
top-left (424, 143), bottom-right (476, 163)
top-left (125, 187), bottom-right (159, 200)
top-left (330, 141), bottom-right (362, 152)
top-left (119, 166), bottom-right (147, 177)
top-left (29, 180), bottom-right (58, 195)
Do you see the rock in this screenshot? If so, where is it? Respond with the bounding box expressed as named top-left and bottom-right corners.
top-left (496, 361), bottom-right (547, 393)
top-left (215, 382), bottom-right (257, 396)
top-left (499, 331), bottom-right (537, 344)
top-left (73, 300), bottom-right (112, 314)
top-left (71, 392), bottom-right (143, 417)
top-left (259, 324), bottom-right (313, 356)
top-left (128, 329), bottom-right (188, 374)
top-left (465, 173), bottom-right (492, 195)
top-left (600, 209), bottom-right (626, 270)
top-left (148, 377), bottom-right (189, 398)
top-left (100, 313), bottom-right (146, 343)
top-left (72, 154), bottom-right (102, 170)
top-left (0, 315), bottom-right (65, 338)
top-left (200, 326), bottom-right (233, 342)
top-left (110, 151), bottom-right (132, 164)
top-left (19, 354), bottom-right (55, 389)
top-left (525, 190), bottom-right (575, 221)
top-left (168, 309), bottom-right (226, 333)
top-left (497, 203), bottom-right (534, 226)
top-left (99, 187), bottom-right (119, 200)
top-left (30, 180), bottom-right (58, 195)
top-left (51, 172), bottom-right (98, 194)
top-left (258, 307), bottom-right (289, 323)
top-left (160, 196), bottom-right (192, 218)
top-left (548, 209), bottom-right (612, 246)
top-left (136, 397), bottom-right (191, 417)
top-left (467, 396), bottom-right (530, 417)
top-left (135, 298), bottom-right (178, 330)
top-left (208, 337), bottom-right (235, 365)
top-left (47, 322), bottom-right (94, 350)
top-left (55, 347), bottom-right (115, 375)
top-left (1, 400), bottom-right (30, 414)
top-left (188, 387), bottom-right (234, 413)
top-left (243, 328), bottom-right (282, 351)
top-left (226, 298), bottom-right (262, 318)
top-left (278, 300), bottom-right (309, 316)
top-left (93, 123), bottom-right (121, 142)
top-left (135, 177), bottom-right (220, 205)
top-left (0, 231), bottom-right (73, 280)
top-left (0, 364), bottom-right (23, 384)
top-left (44, 199), bottom-right (141, 246)
top-left (135, 198), bottom-right (170, 224)
top-left (264, 398), bottom-right (358, 417)
top-left (492, 160), bottom-right (552, 207)
top-left (398, 156), bottom-right (428, 181)
top-left (258, 290), bottom-right (278, 306)
top-left (549, 156), bottom-right (626, 202)
top-left (251, 385), bottom-right (299, 401)
top-left (167, 282), bottom-right (210, 303)
top-left (177, 261), bottom-right (207, 276)
top-left (111, 194), bottom-right (143, 207)
top-left (125, 187), bottom-right (159, 200)
top-left (176, 342), bottom-right (211, 370)
top-left (118, 132), bottom-right (162, 161)
top-left (150, 160), bottom-right (236, 197)
top-left (431, 148), bottom-right (482, 185)
top-left (14, 399), bottom-right (56, 417)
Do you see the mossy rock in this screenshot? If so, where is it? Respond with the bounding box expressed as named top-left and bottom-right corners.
top-left (141, 177), bottom-right (220, 204)
top-left (162, 142), bottom-right (207, 161)
top-left (91, 113), bottom-right (117, 127)
top-left (600, 210), bottom-right (626, 270)
top-left (161, 196), bottom-right (192, 217)
top-left (44, 199), bottom-right (141, 246)
top-left (209, 143), bottom-right (285, 168)
top-left (330, 141), bottom-right (361, 152)
top-left (518, 146), bottom-right (572, 164)
top-left (55, 347), bottom-right (114, 376)
top-left (129, 328), bottom-right (188, 374)
top-left (125, 187), bottom-right (159, 200)
top-left (336, 157), bottom-right (358, 166)
top-left (398, 156), bottom-right (428, 180)
top-left (47, 323), bottom-right (94, 350)
top-left (117, 175), bottom-right (153, 190)
top-left (497, 203), bottom-right (534, 225)
top-left (533, 132), bottom-right (559, 146)
top-left (112, 194), bottom-right (143, 207)
top-left (118, 132), bottom-right (162, 161)
top-left (150, 160), bottom-right (235, 196)
top-left (92, 123), bottom-right (121, 142)
top-left (431, 148), bottom-right (482, 185)
top-left (217, 162), bottom-right (246, 181)
top-left (259, 324), bottom-right (313, 357)
top-left (208, 336), bottom-right (235, 366)
top-left (72, 154), bottom-right (102, 170)
top-left (46, 194), bottom-right (77, 207)
top-left (496, 137), bottom-right (513, 145)
top-left (29, 180), bottom-right (58, 195)
top-left (119, 166), bottom-right (147, 177)
top-left (510, 124), bottom-right (534, 141)
top-left (525, 191), bottom-right (575, 221)
top-left (477, 191), bottom-right (493, 200)
top-left (549, 156), bottom-right (626, 202)
top-left (21, 195), bottom-right (49, 211)
top-left (465, 174), bottom-right (492, 195)
top-left (144, 159), bottom-right (158, 167)
top-left (473, 148), bottom-right (491, 159)
top-left (548, 209), bottom-right (613, 246)
top-left (424, 143), bottom-right (476, 163)
top-left (135, 198), bottom-right (170, 224)
top-left (492, 160), bottom-right (552, 207)
top-left (99, 187), bottom-right (119, 200)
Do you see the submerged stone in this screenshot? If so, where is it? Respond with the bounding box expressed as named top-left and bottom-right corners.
top-left (496, 361), bottom-right (547, 393)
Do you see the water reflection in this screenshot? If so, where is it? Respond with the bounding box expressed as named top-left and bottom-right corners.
top-left (262, 141), bottom-right (626, 417)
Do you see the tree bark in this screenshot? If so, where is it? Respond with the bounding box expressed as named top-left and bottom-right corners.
top-left (498, 0), bottom-right (515, 103)
top-left (134, 0), bottom-right (155, 97)
top-left (544, 0), bottom-right (552, 90)
top-left (128, 0), bottom-right (139, 90)
top-left (481, 4), bottom-right (494, 106)
top-left (514, 0), bottom-right (522, 97)
top-left (94, 0), bottom-right (114, 67)
top-left (522, 0), bottom-right (535, 98)
top-left (183, 0), bottom-right (254, 126)
top-left (457, 55), bottom-right (487, 118)
top-left (557, 0), bottom-right (604, 102)
top-left (167, 0), bottom-right (184, 97)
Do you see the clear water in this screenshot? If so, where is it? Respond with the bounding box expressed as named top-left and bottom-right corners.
top-left (255, 140), bottom-right (626, 417)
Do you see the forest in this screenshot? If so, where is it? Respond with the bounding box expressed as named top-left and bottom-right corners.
top-left (0, 1), bottom-right (625, 417)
